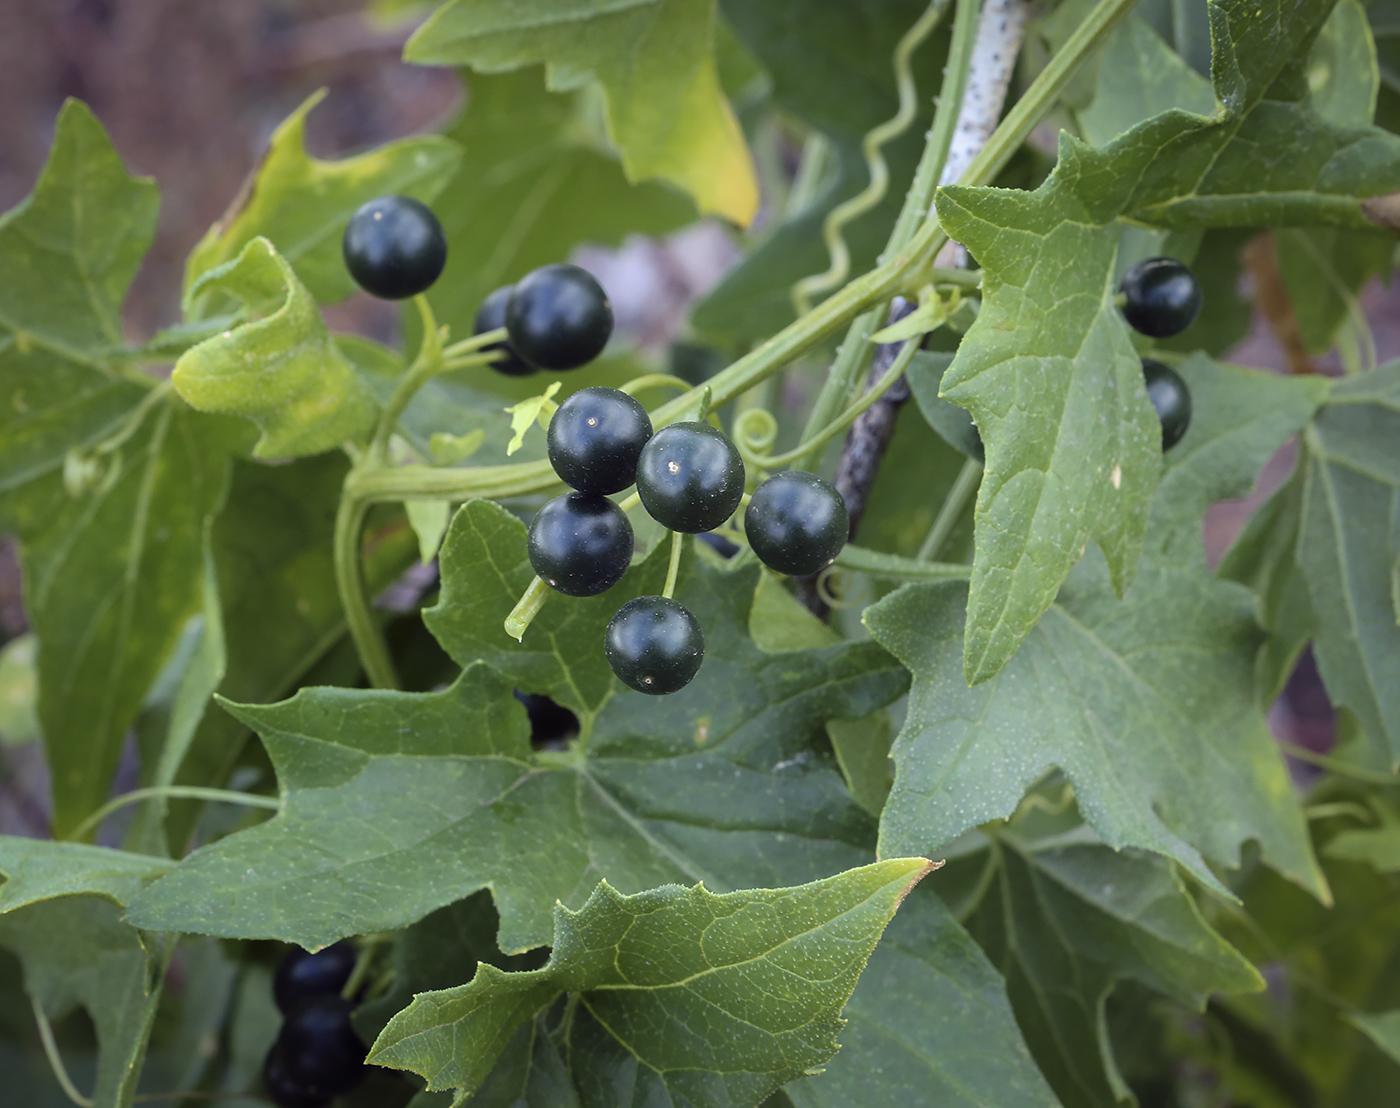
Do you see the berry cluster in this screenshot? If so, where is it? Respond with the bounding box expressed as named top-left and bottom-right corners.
top-left (530, 389), bottom-right (850, 695)
top-left (342, 196), bottom-right (614, 376)
top-left (1118, 256), bottom-right (1199, 450)
top-left (262, 942), bottom-right (368, 1108)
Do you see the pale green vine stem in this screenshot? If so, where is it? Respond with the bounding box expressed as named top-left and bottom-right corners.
top-left (916, 456), bottom-right (982, 560)
top-left (662, 529), bottom-right (684, 600)
top-left (334, 492), bottom-right (399, 689)
top-left (504, 576), bottom-right (551, 642)
top-left (440, 326), bottom-right (506, 361)
top-left (750, 337), bottom-right (922, 471)
top-left (371, 295), bottom-right (445, 461)
top-left (616, 491), bottom-right (642, 513)
top-left (791, 0), bottom-right (953, 315)
top-left (618, 374), bottom-right (694, 398)
top-left (32, 996), bottom-right (94, 1108)
top-left (1277, 740), bottom-right (1400, 785)
top-left (66, 786), bottom-right (281, 843)
top-left (341, 935), bottom-right (388, 1000)
top-left (834, 544), bottom-right (972, 580)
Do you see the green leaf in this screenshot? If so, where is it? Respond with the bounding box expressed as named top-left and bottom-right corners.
top-left (368, 858), bottom-right (934, 1106)
top-left (0, 842), bottom-right (171, 1108)
top-left (0, 398), bottom-right (240, 836)
top-left (967, 834), bottom-right (1262, 1108)
top-left (0, 839), bottom-right (172, 911)
top-left (1350, 1010), bottom-right (1400, 1065)
top-left (407, 0), bottom-right (757, 224)
top-left (785, 886), bottom-right (1059, 1108)
top-left (1077, 16), bottom-right (1215, 146)
top-left (1295, 363), bottom-right (1400, 767)
top-left (0, 99), bottom-right (158, 364)
top-left (124, 516), bottom-right (906, 951)
top-left (1308, 0), bottom-right (1380, 129)
top-left (172, 237), bottom-right (378, 459)
top-left (1276, 225), bottom-right (1394, 355)
top-left (937, 0), bottom-right (1400, 682)
top-left (865, 357), bottom-right (1328, 896)
top-left (419, 69), bottom-right (693, 346)
top-left (183, 89), bottom-right (461, 306)
top-left (1325, 823), bottom-right (1400, 872)
top-left (504, 381), bottom-right (561, 456)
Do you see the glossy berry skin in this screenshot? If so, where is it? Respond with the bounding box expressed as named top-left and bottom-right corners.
top-left (474, 286), bottom-right (535, 377)
top-left (263, 1045), bottom-right (331, 1108)
top-left (744, 472), bottom-right (850, 577)
top-left (342, 195), bottom-right (446, 300)
top-left (635, 422), bottom-right (746, 534)
top-left (605, 596), bottom-right (704, 695)
top-left (548, 387), bottom-right (653, 494)
top-left (506, 264), bottom-right (614, 370)
top-left (528, 492), bottom-right (634, 597)
top-left (273, 941), bottom-right (356, 1015)
top-left (1142, 359), bottom-right (1192, 450)
top-left (1119, 257), bottom-right (1202, 338)
top-left (275, 996), bottom-right (366, 1099)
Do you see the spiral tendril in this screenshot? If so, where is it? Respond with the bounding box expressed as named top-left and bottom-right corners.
top-left (790, 0), bottom-right (949, 317)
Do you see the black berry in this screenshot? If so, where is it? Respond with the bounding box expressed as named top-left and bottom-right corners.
top-left (605, 596), bottom-right (704, 695)
top-left (506, 263), bottom-right (613, 370)
top-left (548, 387), bottom-right (653, 494)
top-left (744, 472), bottom-right (849, 577)
top-left (474, 286), bottom-right (535, 377)
top-left (1119, 257), bottom-right (1202, 338)
top-left (273, 942), bottom-right (356, 1015)
top-left (1142, 359), bottom-right (1192, 450)
top-left (528, 492), bottom-right (634, 597)
top-left (698, 531), bottom-right (740, 559)
top-left (635, 422), bottom-right (746, 534)
top-left (342, 195), bottom-right (446, 300)
top-left (274, 996), bottom-right (366, 1099)
top-left (263, 1045), bottom-right (331, 1108)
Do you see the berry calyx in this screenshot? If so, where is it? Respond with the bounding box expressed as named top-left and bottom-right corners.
top-left (1119, 257), bottom-right (1202, 338)
top-left (273, 941), bottom-right (356, 1015)
top-left (274, 995), bottom-right (366, 1098)
top-left (605, 596), bottom-right (704, 695)
top-left (744, 472), bottom-right (850, 577)
top-left (1142, 359), bottom-right (1192, 450)
top-left (474, 286), bottom-right (535, 377)
top-left (341, 195), bottom-right (446, 300)
top-left (506, 263), bottom-right (613, 370)
top-left (528, 492), bottom-right (634, 597)
top-left (547, 386), bottom-right (653, 494)
top-left (635, 422), bottom-right (746, 534)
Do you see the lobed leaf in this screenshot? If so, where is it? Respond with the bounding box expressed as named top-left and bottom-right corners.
top-left (172, 237), bottom-right (379, 459)
top-left (936, 0), bottom-right (1400, 682)
top-left (125, 517), bottom-right (906, 951)
top-left (0, 99), bottom-right (157, 364)
top-left (407, 0), bottom-right (757, 225)
top-left (369, 858), bottom-right (934, 1106)
top-left (867, 357), bottom-right (1328, 896)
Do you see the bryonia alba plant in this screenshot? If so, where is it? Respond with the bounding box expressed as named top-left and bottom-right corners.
top-left (1, 1), bottom-right (1399, 1106)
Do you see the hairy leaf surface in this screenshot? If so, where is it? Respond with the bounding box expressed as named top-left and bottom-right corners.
top-left (867, 357), bottom-right (1327, 894)
top-left (369, 860), bottom-right (933, 1106)
top-left (126, 516), bottom-right (906, 950)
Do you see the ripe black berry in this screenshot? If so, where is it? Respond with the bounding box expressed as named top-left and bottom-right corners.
top-left (744, 472), bottom-right (850, 577)
top-left (474, 286), bottom-right (535, 377)
top-left (1119, 257), bottom-right (1202, 338)
top-left (273, 942), bottom-right (356, 1015)
top-left (635, 422), bottom-right (745, 534)
top-left (698, 531), bottom-right (739, 559)
top-left (1142, 359), bottom-right (1192, 450)
top-left (547, 387), bottom-right (653, 494)
top-left (605, 596), bottom-right (704, 695)
top-left (528, 492), bottom-right (634, 597)
top-left (263, 1045), bottom-right (331, 1108)
top-left (342, 196), bottom-right (446, 300)
top-left (506, 264), bottom-right (613, 371)
top-left (275, 996), bottom-right (366, 1099)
